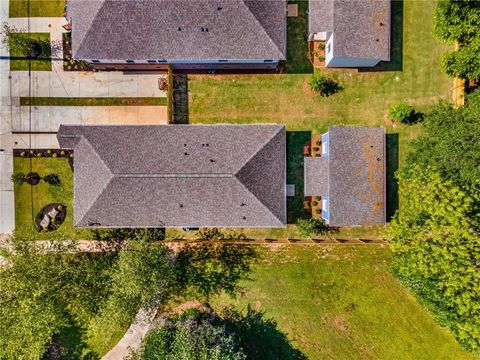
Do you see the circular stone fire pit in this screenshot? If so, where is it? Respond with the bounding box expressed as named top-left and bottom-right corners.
top-left (35, 203), bottom-right (67, 232)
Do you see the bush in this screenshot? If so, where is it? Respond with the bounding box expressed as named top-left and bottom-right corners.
top-left (197, 228), bottom-right (222, 240)
top-left (93, 228), bottom-right (165, 242)
top-left (308, 74), bottom-right (343, 97)
top-left (388, 103), bottom-right (420, 124)
top-left (43, 173), bottom-right (61, 186)
top-left (311, 201), bottom-right (318, 207)
top-left (296, 218), bottom-right (332, 239)
top-left (11, 172), bottom-right (25, 185)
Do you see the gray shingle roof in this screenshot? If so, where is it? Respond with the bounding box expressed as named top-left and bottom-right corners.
top-left (304, 127), bottom-right (386, 227)
top-left (57, 124), bottom-right (286, 228)
top-left (309, 0), bottom-right (391, 61)
top-left (67, 0), bottom-right (286, 61)
top-left (304, 156), bottom-right (329, 197)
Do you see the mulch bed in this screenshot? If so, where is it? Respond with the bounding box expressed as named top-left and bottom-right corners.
top-left (14, 148), bottom-right (74, 170)
top-left (62, 33), bottom-right (92, 72)
top-left (35, 203), bottom-right (67, 232)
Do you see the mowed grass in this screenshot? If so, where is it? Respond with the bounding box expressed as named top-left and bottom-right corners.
top-left (212, 245), bottom-right (476, 360)
top-left (9, 32), bottom-right (51, 71)
top-left (14, 157), bottom-right (95, 240)
top-left (9, 0), bottom-right (65, 17)
top-left (188, 0), bottom-right (451, 162)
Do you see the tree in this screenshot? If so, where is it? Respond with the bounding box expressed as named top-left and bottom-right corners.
top-left (308, 74), bottom-right (343, 97)
top-left (43, 173), bottom-right (61, 186)
top-left (388, 165), bottom-right (480, 352)
top-left (388, 103), bottom-right (420, 124)
top-left (405, 91), bottom-right (480, 187)
top-left (434, 0), bottom-right (480, 43)
top-left (441, 37), bottom-right (480, 79)
top-left (0, 238), bottom-right (116, 359)
top-left (135, 310), bottom-right (246, 360)
top-left (296, 218), bottom-right (333, 239)
top-left (433, 0), bottom-right (480, 79)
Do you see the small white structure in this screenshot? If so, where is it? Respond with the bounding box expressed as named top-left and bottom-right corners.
top-left (309, 0), bottom-right (391, 68)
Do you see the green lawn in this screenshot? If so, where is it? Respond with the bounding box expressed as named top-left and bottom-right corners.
top-left (9, 0), bottom-right (65, 17)
top-left (189, 0), bottom-right (451, 156)
top-left (9, 32), bottom-right (51, 71)
top-left (212, 245), bottom-right (476, 360)
top-left (21, 97), bottom-right (168, 106)
top-left (14, 157), bottom-right (95, 240)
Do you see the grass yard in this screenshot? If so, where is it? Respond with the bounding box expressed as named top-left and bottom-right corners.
top-left (212, 245), bottom-right (476, 360)
top-left (9, 32), bottom-right (51, 71)
top-left (9, 0), bottom-right (65, 17)
top-left (13, 157), bottom-right (95, 240)
top-left (20, 97), bottom-right (168, 106)
top-left (189, 0), bottom-right (451, 163)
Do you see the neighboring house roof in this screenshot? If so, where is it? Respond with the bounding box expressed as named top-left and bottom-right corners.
top-left (57, 124), bottom-right (286, 228)
top-left (309, 0), bottom-right (391, 61)
top-left (304, 156), bottom-right (329, 196)
top-left (67, 0), bottom-right (287, 61)
top-left (304, 127), bottom-right (386, 227)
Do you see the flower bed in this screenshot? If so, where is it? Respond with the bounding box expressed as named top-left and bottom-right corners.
top-left (62, 33), bottom-right (92, 71)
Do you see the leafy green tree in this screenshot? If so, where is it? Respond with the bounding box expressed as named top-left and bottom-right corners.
top-left (434, 0), bottom-right (480, 43)
top-left (0, 238), bottom-right (115, 360)
top-left (135, 310), bottom-right (246, 360)
top-left (405, 91), bottom-right (480, 187)
top-left (296, 218), bottom-right (332, 239)
top-left (388, 165), bottom-right (480, 352)
top-left (308, 74), bottom-right (343, 97)
top-left (441, 37), bottom-right (480, 79)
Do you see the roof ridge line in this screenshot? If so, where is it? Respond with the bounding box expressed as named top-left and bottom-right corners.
top-left (75, 0), bottom-right (107, 58)
top-left (234, 126), bottom-right (285, 226)
top-left (240, 0), bottom-right (285, 58)
top-left (75, 136), bottom-right (114, 227)
top-left (115, 173), bottom-right (234, 178)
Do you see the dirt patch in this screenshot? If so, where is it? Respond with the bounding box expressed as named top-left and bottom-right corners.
top-left (303, 79), bottom-right (317, 97)
top-left (333, 315), bottom-right (349, 332)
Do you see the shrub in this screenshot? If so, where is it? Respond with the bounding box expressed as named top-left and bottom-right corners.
top-left (296, 218), bottom-right (332, 239)
top-left (197, 228), bottom-right (222, 240)
top-left (43, 174), bottom-right (61, 186)
top-left (388, 103), bottom-right (418, 124)
top-left (308, 74), bottom-right (343, 97)
top-left (11, 172), bottom-right (25, 185)
top-left (311, 201), bottom-right (318, 207)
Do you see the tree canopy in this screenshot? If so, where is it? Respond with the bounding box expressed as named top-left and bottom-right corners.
top-left (405, 90), bottom-right (480, 187)
top-left (434, 0), bottom-right (480, 79)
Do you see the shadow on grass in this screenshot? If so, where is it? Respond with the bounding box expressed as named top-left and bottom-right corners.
top-left (287, 131), bottom-right (312, 223)
top-left (48, 323), bottom-right (99, 360)
top-left (359, 0), bottom-right (404, 72)
top-left (223, 306), bottom-right (308, 360)
top-left (284, 0), bottom-right (313, 74)
top-left (176, 242), bottom-right (259, 301)
top-left (386, 133), bottom-right (399, 220)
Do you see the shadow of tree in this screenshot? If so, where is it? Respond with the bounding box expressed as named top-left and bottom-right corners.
top-left (223, 306), bottom-right (308, 360)
top-left (176, 242), bottom-right (259, 301)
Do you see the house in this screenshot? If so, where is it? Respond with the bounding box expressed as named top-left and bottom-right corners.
top-left (304, 127), bottom-right (386, 226)
top-left (57, 124), bottom-right (286, 228)
top-left (309, 0), bottom-right (391, 67)
top-left (66, 0), bottom-right (287, 70)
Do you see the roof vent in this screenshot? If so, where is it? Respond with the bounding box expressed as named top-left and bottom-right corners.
top-left (240, 203), bottom-right (246, 207)
top-left (217, 6), bottom-right (222, 10)
top-left (380, 22), bottom-right (384, 26)
top-left (210, 159), bottom-right (215, 163)
top-left (179, 204), bottom-right (184, 208)
top-left (178, 27), bottom-right (182, 31)
top-left (184, 143), bottom-right (187, 147)
top-left (376, 39), bottom-right (379, 42)
top-left (184, 152), bottom-right (189, 156)
top-left (242, 216), bottom-right (246, 220)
